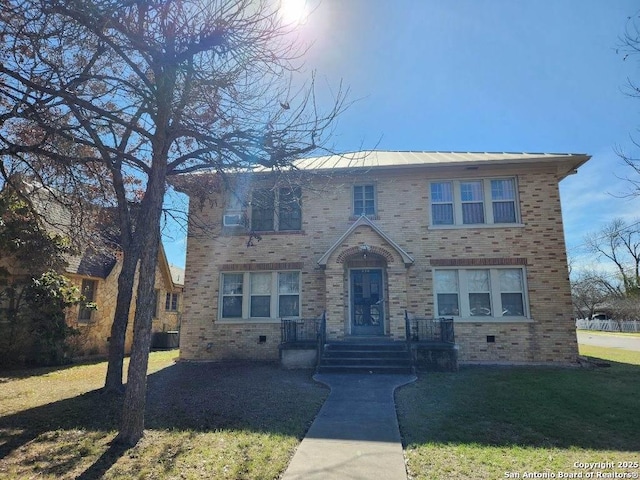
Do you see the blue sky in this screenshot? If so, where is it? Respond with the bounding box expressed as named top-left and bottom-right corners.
top-left (163, 0), bottom-right (640, 270)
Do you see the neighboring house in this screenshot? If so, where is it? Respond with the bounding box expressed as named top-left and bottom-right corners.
top-left (0, 180), bottom-right (183, 357)
top-left (65, 243), bottom-right (183, 356)
top-left (177, 151), bottom-right (590, 365)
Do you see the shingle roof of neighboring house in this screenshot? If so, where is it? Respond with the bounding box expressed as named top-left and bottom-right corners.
top-left (66, 246), bottom-right (118, 279)
top-left (15, 181), bottom-right (119, 279)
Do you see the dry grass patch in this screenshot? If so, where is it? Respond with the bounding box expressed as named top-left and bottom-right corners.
top-left (0, 351), bottom-right (328, 479)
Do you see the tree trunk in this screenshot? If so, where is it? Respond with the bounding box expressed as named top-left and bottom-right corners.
top-left (114, 165), bottom-right (165, 447)
top-left (103, 165), bottom-right (140, 393)
top-left (103, 247), bottom-right (139, 393)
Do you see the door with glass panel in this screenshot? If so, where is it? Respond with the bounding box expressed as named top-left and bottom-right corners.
top-left (350, 269), bottom-right (384, 335)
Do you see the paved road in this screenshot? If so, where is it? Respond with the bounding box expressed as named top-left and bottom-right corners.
top-left (577, 331), bottom-right (640, 351)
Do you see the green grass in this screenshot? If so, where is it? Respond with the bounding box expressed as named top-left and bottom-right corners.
top-left (3, 347), bottom-right (640, 479)
top-left (579, 344), bottom-right (640, 365)
top-left (396, 355), bottom-right (640, 480)
top-left (0, 351), bottom-right (328, 479)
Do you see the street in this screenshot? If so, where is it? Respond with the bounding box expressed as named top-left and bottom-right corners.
top-left (576, 331), bottom-right (640, 351)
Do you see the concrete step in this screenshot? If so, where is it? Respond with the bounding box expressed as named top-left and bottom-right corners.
top-left (318, 341), bottom-right (412, 374)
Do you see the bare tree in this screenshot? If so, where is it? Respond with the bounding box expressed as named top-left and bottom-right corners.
top-left (0, 0), bottom-right (345, 446)
top-left (584, 218), bottom-right (640, 296)
top-left (617, 12), bottom-right (640, 194)
top-left (571, 269), bottom-right (622, 320)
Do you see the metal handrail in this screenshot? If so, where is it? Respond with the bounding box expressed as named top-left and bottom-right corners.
top-left (404, 312), bottom-right (455, 344)
top-left (316, 311), bottom-right (326, 369)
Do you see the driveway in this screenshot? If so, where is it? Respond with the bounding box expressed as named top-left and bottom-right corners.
top-left (577, 331), bottom-right (640, 351)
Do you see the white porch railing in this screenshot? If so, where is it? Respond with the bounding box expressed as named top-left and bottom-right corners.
top-left (576, 319), bottom-right (640, 333)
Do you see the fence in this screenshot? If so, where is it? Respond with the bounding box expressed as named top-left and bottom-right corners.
top-left (576, 318), bottom-right (640, 333)
top-left (280, 312), bottom-right (326, 345)
top-left (404, 311), bottom-right (455, 344)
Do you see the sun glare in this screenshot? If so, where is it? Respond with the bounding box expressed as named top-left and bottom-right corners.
top-left (279, 0), bottom-right (308, 26)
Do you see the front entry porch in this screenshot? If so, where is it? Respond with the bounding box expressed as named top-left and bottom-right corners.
top-left (279, 312), bottom-right (458, 372)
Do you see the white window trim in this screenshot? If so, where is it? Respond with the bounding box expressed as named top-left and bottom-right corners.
top-left (433, 267), bottom-right (532, 323)
top-left (218, 271), bottom-right (301, 321)
top-left (429, 177), bottom-right (522, 228)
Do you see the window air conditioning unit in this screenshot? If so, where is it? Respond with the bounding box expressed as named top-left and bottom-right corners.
top-left (223, 213), bottom-right (243, 227)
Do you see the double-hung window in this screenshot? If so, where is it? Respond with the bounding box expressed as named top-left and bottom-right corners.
top-left (250, 187), bottom-right (301, 231)
top-left (220, 271), bottom-right (300, 319)
top-left (78, 279), bottom-right (97, 324)
top-left (165, 292), bottom-right (179, 311)
top-left (433, 268), bottom-right (527, 318)
top-left (251, 189), bottom-right (276, 231)
top-left (431, 182), bottom-right (454, 225)
top-left (353, 184), bottom-right (376, 216)
top-left (221, 273), bottom-right (243, 318)
top-left (278, 272), bottom-right (300, 317)
top-left (250, 273), bottom-right (272, 317)
top-left (460, 181), bottom-right (485, 224)
top-left (434, 270), bottom-right (459, 316)
top-left (278, 187), bottom-right (302, 231)
top-left (490, 179), bottom-right (517, 223)
top-left (430, 178), bottom-right (519, 226)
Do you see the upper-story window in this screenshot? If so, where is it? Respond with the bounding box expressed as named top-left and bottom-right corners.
top-left (430, 178), bottom-right (518, 226)
top-left (250, 187), bottom-right (301, 232)
top-left (353, 184), bottom-right (376, 216)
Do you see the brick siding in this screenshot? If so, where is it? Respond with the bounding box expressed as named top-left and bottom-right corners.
top-left (180, 164), bottom-right (578, 364)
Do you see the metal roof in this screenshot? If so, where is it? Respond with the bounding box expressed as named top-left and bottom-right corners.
top-left (288, 150), bottom-right (590, 171)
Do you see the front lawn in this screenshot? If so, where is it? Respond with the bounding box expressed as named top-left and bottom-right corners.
top-left (0, 351), bottom-right (328, 479)
top-left (396, 354), bottom-right (640, 480)
top-left (4, 349), bottom-right (639, 480)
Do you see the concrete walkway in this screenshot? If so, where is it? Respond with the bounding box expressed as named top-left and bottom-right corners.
top-left (281, 373), bottom-right (416, 480)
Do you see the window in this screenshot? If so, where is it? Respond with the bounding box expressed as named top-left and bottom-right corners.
top-left (250, 187), bottom-right (301, 231)
top-left (430, 182), bottom-right (454, 225)
top-left (460, 181), bottom-right (485, 224)
top-left (499, 269), bottom-right (525, 316)
top-left (430, 178), bottom-right (519, 226)
top-left (222, 273), bottom-right (243, 318)
top-left (278, 272), bottom-right (300, 317)
top-left (220, 271), bottom-right (300, 319)
top-left (278, 187), bottom-right (302, 231)
top-left (78, 279), bottom-right (97, 323)
top-left (434, 270), bottom-right (459, 316)
top-left (433, 268), bottom-right (527, 318)
top-left (223, 190), bottom-right (247, 227)
top-left (353, 184), bottom-right (375, 216)
top-left (250, 272), bottom-right (271, 317)
top-left (165, 292), bottom-right (179, 311)
top-left (491, 179), bottom-right (517, 223)
top-left (467, 269), bottom-right (491, 316)
top-left (251, 189), bottom-right (275, 231)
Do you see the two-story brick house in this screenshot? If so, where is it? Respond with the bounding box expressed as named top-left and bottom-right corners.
top-left (178, 151), bottom-right (590, 365)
